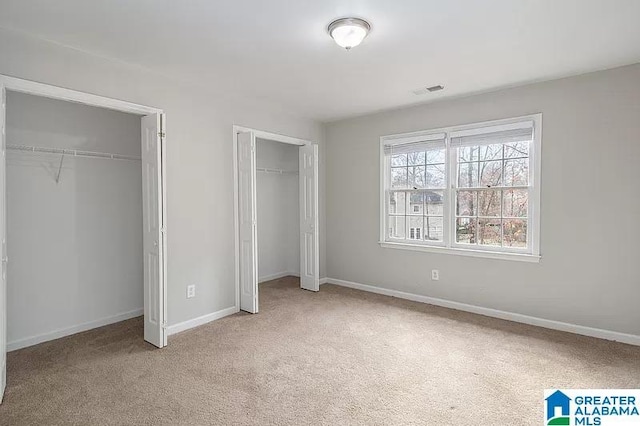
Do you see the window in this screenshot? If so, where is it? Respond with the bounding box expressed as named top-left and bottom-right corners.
top-left (380, 115), bottom-right (541, 261)
top-left (410, 227), bottom-right (422, 240)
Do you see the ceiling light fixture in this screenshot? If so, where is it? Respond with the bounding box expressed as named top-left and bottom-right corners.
top-left (328, 18), bottom-right (371, 50)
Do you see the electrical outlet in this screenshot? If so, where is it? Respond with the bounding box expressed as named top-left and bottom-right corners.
top-left (431, 270), bottom-right (440, 281)
top-left (187, 284), bottom-right (196, 299)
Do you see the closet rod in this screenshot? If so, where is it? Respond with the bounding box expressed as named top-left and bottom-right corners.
top-left (256, 167), bottom-right (298, 175)
top-left (6, 144), bottom-right (141, 161)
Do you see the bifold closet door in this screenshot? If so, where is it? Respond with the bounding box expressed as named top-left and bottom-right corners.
top-left (238, 131), bottom-right (258, 313)
top-left (0, 85), bottom-right (7, 403)
top-left (299, 144), bottom-right (319, 292)
top-left (141, 113), bottom-right (167, 348)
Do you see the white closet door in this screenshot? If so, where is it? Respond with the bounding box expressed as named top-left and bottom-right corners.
top-left (141, 113), bottom-right (166, 348)
top-left (0, 85), bottom-right (6, 403)
top-left (299, 144), bottom-right (319, 292)
top-left (238, 131), bottom-right (258, 313)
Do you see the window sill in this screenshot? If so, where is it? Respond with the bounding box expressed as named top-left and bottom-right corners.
top-left (378, 241), bottom-right (541, 263)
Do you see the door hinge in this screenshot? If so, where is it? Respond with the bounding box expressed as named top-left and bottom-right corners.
top-left (162, 321), bottom-right (168, 329)
top-left (158, 132), bottom-right (166, 138)
top-left (160, 227), bottom-right (166, 234)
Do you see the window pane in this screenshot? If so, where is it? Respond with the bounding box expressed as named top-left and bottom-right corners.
top-left (424, 216), bottom-right (443, 241)
top-left (391, 154), bottom-right (407, 166)
top-left (389, 191), bottom-right (406, 215)
top-left (409, 165), bottom-right (426, 188)
top-left (479, 144), bottom-right (503, 161)
top-left (478, 190), bottom-right (501, 217)
top-left (456, 190), bottom-right (477, 216)
top-left (408, 216), bottom-right (423, 240)
top-left (388, 216), bottom-right (406, 239)
top-left (504, 141), bottom-right (529, 159)
top-left (458, 147), bottom-right (479, 162)
top-left (503, 219), bottom-right (527, 248)
top-left (427, 149), bottom-right (445, 164)
top-left (426, 190), bottom-right (444, 215)
top-left (426, 164), bottom-right (445, 188)
top-left (391, 167), bottom-right (408, 188)
top-left (503, 189), bottom-right (528, 218)
top-left (479, 160), bottom-right (502, 187)
top-left (408, 191), bottom-right (423, 215)
top-left (456, 217), bottom-right (476, 244)
top-left (407, 151), bottom-right (425, 166)
top-left (478, 219), bottom-right (501, 246)
top-left (458, 162), bottom-right (478, 187)
top-left (504, 159), bottom-right (528, 186)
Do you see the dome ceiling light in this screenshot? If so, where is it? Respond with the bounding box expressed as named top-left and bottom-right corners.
top-left (327, 18), bottom-right (371, 50)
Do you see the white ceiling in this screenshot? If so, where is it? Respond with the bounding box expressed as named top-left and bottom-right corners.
top-left (1, 0), bottom-right (639, 122)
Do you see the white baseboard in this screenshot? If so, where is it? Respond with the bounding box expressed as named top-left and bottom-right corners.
top-left (323, 278), bottom-right (640, 346)
top-left (258, 271), bottom-right (300, 284)
top-left (319, 277), bottom-right (328, 285)
top-left (8, 308), bottom-right (144, 352)
top-left (166, 306), bottom-right (237, 336)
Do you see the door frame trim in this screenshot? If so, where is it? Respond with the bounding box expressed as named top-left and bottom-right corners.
top-left (0, 74), bottom-right (168, 347)
top-left (0, 75), bottom-right (161, 115)
top-left (232, 125), bottom-right (312, 313)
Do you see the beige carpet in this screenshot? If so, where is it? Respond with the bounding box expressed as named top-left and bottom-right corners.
top-left (1, 277), bottom-right (639, 425)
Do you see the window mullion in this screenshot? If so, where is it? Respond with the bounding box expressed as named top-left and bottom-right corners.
top-left (404, 190), bottom-right (409, 241)
top-left (500, 146), bottom-right (505, 247)
top-left (446, 133), bottom-right (455, 249)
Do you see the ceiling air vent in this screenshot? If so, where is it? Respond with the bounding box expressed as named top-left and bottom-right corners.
top-left (412, 85), bottom-right (445, 95)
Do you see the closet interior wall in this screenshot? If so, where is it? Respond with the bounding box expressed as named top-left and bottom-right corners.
top-left (6, 91), bottom-right (143, 350)
top-left (256, 138), bottom-right (299, 282)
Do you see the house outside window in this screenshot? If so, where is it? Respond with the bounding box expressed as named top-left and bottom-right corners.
top-left (380, 114), bottom-right (541, 262)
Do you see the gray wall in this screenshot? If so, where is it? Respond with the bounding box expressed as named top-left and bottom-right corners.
top-left (256, 139), bottom-right (300, 281)
top-left (325, 63), bottom-right (640, 336)
top-left (0, 27), bottom-right (325, 328)
top-left (6, 92), bottom-right (142, 345)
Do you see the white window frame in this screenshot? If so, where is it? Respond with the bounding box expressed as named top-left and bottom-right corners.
top-left (379, 114), bottom-right (542, 263)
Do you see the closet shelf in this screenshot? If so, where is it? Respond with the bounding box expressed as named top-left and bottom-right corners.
top-left (6, 144), bottom-right (142, 161)
top-left (256, 167), bottom-right (298, 175)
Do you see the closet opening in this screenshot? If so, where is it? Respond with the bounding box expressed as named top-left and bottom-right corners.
top-left (256, 138), bottom-right (300, 284)
top-left (0, 75), bottom-right (167, 402)
top-left (5, 90), bottom-right (150, 351)
top-left (233, 126), bottom-right (319, 314)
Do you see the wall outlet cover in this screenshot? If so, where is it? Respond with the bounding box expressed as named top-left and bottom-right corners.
top-left (187, 284), bottom-right (196, 298)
